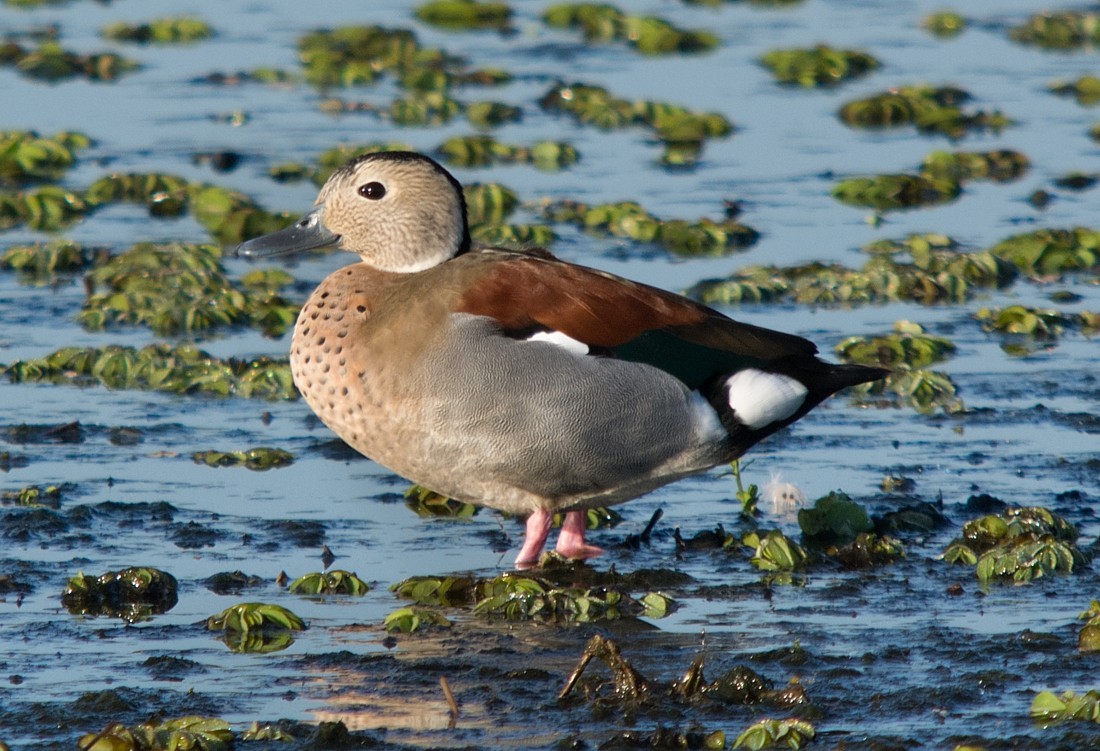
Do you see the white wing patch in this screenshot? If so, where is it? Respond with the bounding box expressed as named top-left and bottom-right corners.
top-left (725, 369), bottom-right (808, 429)
top-left (525, 330), bottom-right (590, 356)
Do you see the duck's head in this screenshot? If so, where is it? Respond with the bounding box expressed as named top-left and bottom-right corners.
top-left (236, 151), bottom-right (471, 272)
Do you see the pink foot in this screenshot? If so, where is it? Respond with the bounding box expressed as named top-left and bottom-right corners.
top-left (554, 510), bottom-right (606, 561)
top-left (515, 508), bottom-right (552, 569)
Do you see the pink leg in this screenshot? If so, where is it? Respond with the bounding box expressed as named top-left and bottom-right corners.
top-left (554, 510), bottom-right (606, 561)
top-left (515, 508), bottom-right (552, 569)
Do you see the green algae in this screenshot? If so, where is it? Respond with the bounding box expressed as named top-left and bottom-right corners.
top-left (838, 85), bottom-right (1012, 139)
top-left (760, 46), bottom-right (879, 88)
top-left (192, 448), bottom-right (294, 470)
top-left (415, 0), bottom-right (512, 31)
top-left (542, 198), bottom-right (757, 257)
top-left (0, 130), bottom-right (91, 187)
top-left (0, 344), bottom-right (296, 400)
top-left (102, 16), bottom-right (213, 44)
top-left (543, 3), bottom-right (718, 55)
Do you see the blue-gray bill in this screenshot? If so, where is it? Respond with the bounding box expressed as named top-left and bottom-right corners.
top-left (234, 206), bottom-right (339, 258)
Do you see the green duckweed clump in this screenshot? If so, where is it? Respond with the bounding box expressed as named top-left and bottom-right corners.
top-left (1, 344), bottom-right (296, 400)
top-left (760, 45), bottom-right (879, 88)
top-left (206, 602), bottom-right (306, 653)
top-left (0, 41), bottom-right (138, 82)
top-left (838, 85), bottom-right (1012, 139)
top-left (542, 198), bottom-right (758, 257)
top-left (102, 16), bottom-right (214, 44)
top-left (0, 240), bottom-right (106, 283)
top-left (988, 227), bottom-right (1100, 277)
top-left (943, 506), bottom-right (1086, 583)
top-left (543, 3), bottom-right (719, 55)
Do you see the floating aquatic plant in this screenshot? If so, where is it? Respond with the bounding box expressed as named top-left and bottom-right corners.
top-left (2, 483), bottom-right (66, 508)
top-left (733, 718), bottom-right (815, 750)
top-left (192, 448), bottom-right (294, 470)
top-left (2, 41), bottom-right (138, 82)
top-left (539, 82), bottom-right (732, 165)
top-left (1078, 600), bottom-right (1100, 652)
top-left (79, 717), bottom-right (233, 751)
top-left (403, 484), bottom-right (478, 517)
top-left (838, 85), bottom-right (1012, 139)
top-left (542, 198), bottom-right (758, 257)
top-left (438, 135), bottom-right (578, 170)
top-left (1049, 75), bottom-right (1100, 107)
top-left (743, 529), bottom-right (808, 572)
top-left (829, 532), bottom-right (904, 569)
top-left (837, 321), bottom-right (962, 413)
top-left (836, 320), bottom-right (956, 369)
top-left (0, 240), bottom-right (106, 284)
top-left (690, 235), bottom-right (1016, 308)
top-left (797, 491), bottom-right (873, 547)
top-left (543, 3), bottom-right (718, 55)
top-left (61, 567), bottom-right (178, 622)
top-left (206, 602), bottom-right (305, 652)
top-left (1009, 12), bottom-right (1100, 50)
top-left (390, 570), bottom-right (674, 622)
top-left (415, 0), bottom-right (512, 31)
top-left (383, 606), bottom-right (453, 633)
top-left (923, 11), bottom-right (965, 38)
top-left (78, 242), bottom-right (299, 337)
top-left (834, 149), bottom-right (1027, 212)
top-left (0, 130), bottom-right (91, 187)
top-left (289, 570), bottom-right (370, 596)
top-left (988, 227), bottom-right (1100, 277)
top-left (0, 185), bottom-right (89, 231)
top-left (760, 45), bottom-right (879, 88)
top-left (102, 16), bottom-right (214, 44)
top-left (942, 506), bottom-right (1086, 583)
top-left (1, 343), bottom-right (297, 400)
top-left (1030, 689), bottom-right (1100, 727)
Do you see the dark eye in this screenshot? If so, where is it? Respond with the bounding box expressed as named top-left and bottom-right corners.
top-left (358, 182), bottom-right (386, 200)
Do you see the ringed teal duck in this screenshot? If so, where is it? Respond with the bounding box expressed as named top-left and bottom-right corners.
top-left (237, 151), bottom-right (887, 567)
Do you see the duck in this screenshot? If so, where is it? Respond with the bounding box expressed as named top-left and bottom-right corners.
top-left (236, 150), bottom-right (887, 568)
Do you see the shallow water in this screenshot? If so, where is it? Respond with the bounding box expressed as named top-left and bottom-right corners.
top-left (1, 0), bottom-right (1099, 748)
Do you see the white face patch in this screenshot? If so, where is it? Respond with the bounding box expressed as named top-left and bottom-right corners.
top-left (525, 330), bottom-right (590, 356)
top-left (725, 368), bottom-right (808, 430)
